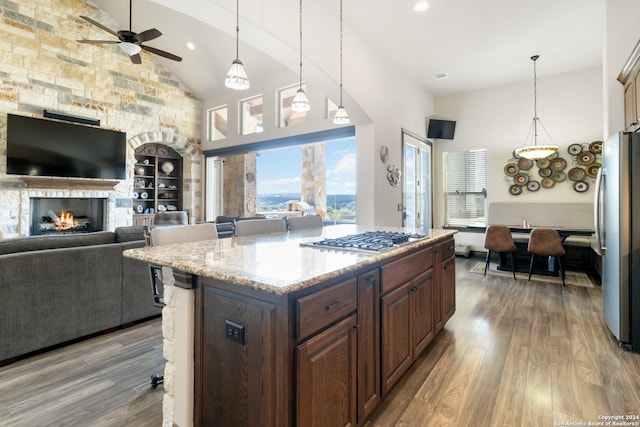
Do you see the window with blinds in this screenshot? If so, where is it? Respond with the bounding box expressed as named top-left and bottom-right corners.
top-left (443, 149), bottom-right (487, 227)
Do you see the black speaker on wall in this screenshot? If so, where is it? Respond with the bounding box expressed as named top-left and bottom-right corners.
top-left (427, 118), bottom-right (456, 140)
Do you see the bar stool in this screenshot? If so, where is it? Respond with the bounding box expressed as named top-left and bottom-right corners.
top-left (527, 227), bottom-right (566, 286)
top-left (483, 225), bottom-right (517, 279)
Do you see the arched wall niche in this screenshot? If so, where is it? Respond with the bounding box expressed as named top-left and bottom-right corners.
top-left (128, 131), bottom-right (203, 223)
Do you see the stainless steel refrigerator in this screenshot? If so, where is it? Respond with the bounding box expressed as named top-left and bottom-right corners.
top-left (594, 131), bottom-right (640, 352)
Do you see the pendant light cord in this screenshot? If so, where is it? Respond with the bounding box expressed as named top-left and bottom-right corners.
top-left (532, 55), bottom-right (538, 146)
top-left (339, 0), bottom-right (344, 105)
top-left (298, 0), bottom-right (303, 90)
top-left (235, 0), bottom-right (240, 60)
top-left (129, 0), bottom-right (132, 31)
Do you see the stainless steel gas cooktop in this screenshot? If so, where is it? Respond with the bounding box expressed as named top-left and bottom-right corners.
top-left (302, 231), bottom-right (429, 253)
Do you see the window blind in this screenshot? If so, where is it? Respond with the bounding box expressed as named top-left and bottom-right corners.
top-left (443, 149), bottom-right (487, 227)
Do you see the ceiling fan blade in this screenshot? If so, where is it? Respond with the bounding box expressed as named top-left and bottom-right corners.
top-left (135, 28), bottom-right (162, 43)
top-left (77, 39), bottom-right (119, 44)
top-left (80, 16), bottom-right (119, 38)
top-left (141, 45), bottom-right (183, 62)
top-left (130, 53), bottom-right (142, 64)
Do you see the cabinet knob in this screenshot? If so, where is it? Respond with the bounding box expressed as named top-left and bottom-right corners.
top-left (325, 301), bottom-right (342, 312)
top-left (411, 286), bottom-right (418, 292)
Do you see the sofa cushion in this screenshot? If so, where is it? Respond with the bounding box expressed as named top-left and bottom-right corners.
top-left (115, 226), bottom-right (146, 243)
top-left (0, 231), bottom-right (115, 255)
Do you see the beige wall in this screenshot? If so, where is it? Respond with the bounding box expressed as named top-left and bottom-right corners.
top-left (0, 0), bottom-right (203, 237)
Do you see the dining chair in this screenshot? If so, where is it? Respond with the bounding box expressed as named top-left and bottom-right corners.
top-left (483, 224), bottom-right (517, 279)
top-left (234, 218), bottom-right (287, 236)
top-left (153, 210), bottom-right (188, 226)
top-left (527, 227), bottom-right (566, 286)
top-left (286, 215), bottom-right (323, 230)
top-left (147, 222), bottom-right (217, 388)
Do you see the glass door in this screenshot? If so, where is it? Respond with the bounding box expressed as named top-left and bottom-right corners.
top-left (402, 129), bottom-right (432, 231)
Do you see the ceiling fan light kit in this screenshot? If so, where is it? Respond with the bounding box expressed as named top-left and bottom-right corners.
top-left (77, 0), bottom-right (182, 64)
top-left (514, 55), bottom-right (558, 160)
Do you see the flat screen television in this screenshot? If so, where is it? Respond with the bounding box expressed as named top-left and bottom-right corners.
top-left (427, 119), bottom-right (456, 140)
top-left (6, 114), bottom-right (127, 180)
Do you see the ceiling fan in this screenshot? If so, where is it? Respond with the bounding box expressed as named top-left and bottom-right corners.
top-left (77, 0), bottom-right (182, 64)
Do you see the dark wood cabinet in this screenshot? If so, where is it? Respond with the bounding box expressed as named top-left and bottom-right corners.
top-left (357, 270), bottom-right (380, 422)
top-left (297, 314), bottom-right (357, 427)
top-left (434, 238), bottom-right (456, 331)
top-left (381, 268), bottom-right (434, 396)
top-left (619, 39), bottom-right (640, 132)
top-left (133, 143), bottom-right (182, 221)
top-left (193, 237), bottom-right (455, 426)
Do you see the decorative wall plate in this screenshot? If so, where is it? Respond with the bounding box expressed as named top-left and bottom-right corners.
top-left (552, 171), bottom-right (566, 182)
top-left (137, 205), bottom-right (144, 213)
top-left (573, 180), bottom-right (589, 192)
top-left (140, 192), bottom-right (148, 199)
top-left (546, 151), bottom-right (559, 160)
top-left (504, 163), bottom-right (518, 176)
top-left (541, 178), bottom-right (555, 188)
top-left (509, 184), bottom-right (522, 195)
top-left (527, 180), bottom-right (540, 191)
top-left (539, 168), bottom-right (553, 178)
top-left (586, 163), bottom-right (601, 178)
top-left (379, 146), bottom-right (389, 164)
top-left (550, 158), bottom-right (567, 171)
top-left (517, 158), bottom-right (534, 170)
top-left (578, 152), bottom-right (595, 165)
top-left (568, 143), bottom-right (583, 155)
top-left (589, 141), bottom-right (602, 154)
top-left (568, 167), bottom-right (586, 181)
top-left (536, 159), bottom-right (550, 169)
top-left (514, 173), bottom-right (529, 185)
top-left (133, 192), bottom-right (138, 199)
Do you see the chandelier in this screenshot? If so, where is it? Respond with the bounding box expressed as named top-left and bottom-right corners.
top-left (514, 55), bottom-right (558, 160)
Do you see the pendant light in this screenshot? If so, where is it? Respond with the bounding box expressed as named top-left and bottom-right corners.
top-left (225, 0), bottom-right (249, 90)
top-left (291, 0), bottom-right (311, 112)
top-left (514, 55), bottom-right (558, 160)
top-left (333, 0), bottom-right (350, 125)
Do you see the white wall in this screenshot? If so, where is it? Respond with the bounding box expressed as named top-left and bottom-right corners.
top-left (434, 67), bottom-right (603, 250)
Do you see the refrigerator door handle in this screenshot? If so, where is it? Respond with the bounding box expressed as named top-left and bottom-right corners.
top-left (594, 167), bottom-right (605, 255)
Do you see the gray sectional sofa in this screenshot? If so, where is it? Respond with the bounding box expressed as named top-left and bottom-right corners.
top-left (0, 226), bottom-right (160, 364)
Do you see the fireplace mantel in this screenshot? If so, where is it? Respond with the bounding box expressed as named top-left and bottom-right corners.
top-left (19, 177), bottom-right (121, 191)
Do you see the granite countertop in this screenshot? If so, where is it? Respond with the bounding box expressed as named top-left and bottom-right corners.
top-left (123, 224), bottom-right (457, 295)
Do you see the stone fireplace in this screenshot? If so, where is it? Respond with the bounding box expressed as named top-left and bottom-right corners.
top-left (30, 197), bottom-right (106, 236)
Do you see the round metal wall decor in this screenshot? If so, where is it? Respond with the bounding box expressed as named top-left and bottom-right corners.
top-left (573, 181), bottom-right (589, 192)
top-left (568, 143), bottom-right (583, 155)
top-left (589, 141), bottom-right (602, 154)
top-left (527, 180), bottom-right (540, 191)
top-left (509, 184), bottom-right (522, 195)
top-left (386, 164), bottom-right (401, 187)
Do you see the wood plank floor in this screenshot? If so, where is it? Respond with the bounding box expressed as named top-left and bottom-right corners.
top-left (1, 258), bottom-right (639, 426)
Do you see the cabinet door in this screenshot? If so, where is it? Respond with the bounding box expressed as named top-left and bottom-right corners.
top-left (357, 270), bottom-right (380, 422)
top-left (297, 314), bottom-right (357, 427)
top-left (410, 269), bottom-right (434, 357)
top-left (433, 246), bottom-right (444, 332)
top-left (625, 80), bottom-right (637, 130)
top-left (442, 255), bottom-right (456, 322)
top-left (380, 282), bottom-right (412, 396)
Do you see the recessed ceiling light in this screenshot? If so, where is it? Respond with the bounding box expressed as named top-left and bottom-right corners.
top-left (186, 42), bottom-right (195, 50)
top-left (433, 73), bottom-right (449, 80)
top-left (413, 1), bottom-right (429, 12)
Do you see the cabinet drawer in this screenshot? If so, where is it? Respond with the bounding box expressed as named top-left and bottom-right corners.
top-left (296, 278), bottom-right (357, 341)
top-left (437, 238), bottom-right (455, 259)
top-left (380, 247), bottom-right (433, 295)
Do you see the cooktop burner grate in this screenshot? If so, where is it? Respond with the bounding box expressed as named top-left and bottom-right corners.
top-left (303, 231), bottom-right (428, 253)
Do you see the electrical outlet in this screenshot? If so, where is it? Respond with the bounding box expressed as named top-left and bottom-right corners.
top-left (225, 320), bottom-right (245, 345)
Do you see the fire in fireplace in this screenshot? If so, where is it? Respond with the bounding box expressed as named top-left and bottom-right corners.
top-left (30, 198), bottom-right (106, 236)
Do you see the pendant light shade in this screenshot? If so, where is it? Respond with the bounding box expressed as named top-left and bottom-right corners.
top-left (333, 0), bottom-right (349, 124)
top-left (291, 0), bottom-right (310, 112)
top-left (225, 0), bottom-right (249, 90)
top-left (292, 88), bottom-right (311, 112)
top-left (514, 55), bottom-right (557, 160)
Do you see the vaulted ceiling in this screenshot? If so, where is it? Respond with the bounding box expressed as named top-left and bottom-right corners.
top-left (87, 0), bottom-right (603, 100)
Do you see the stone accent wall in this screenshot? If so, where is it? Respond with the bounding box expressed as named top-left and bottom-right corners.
top-left (0, 0), bottom-right (203, 238)
top-left (301, 143), bottom-right (327, 216)
top-left (222, 153), bottom-right (257, 217)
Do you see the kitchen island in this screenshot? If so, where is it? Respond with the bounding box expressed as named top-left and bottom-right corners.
top-left (124, 224), bottom-right (457, 427)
